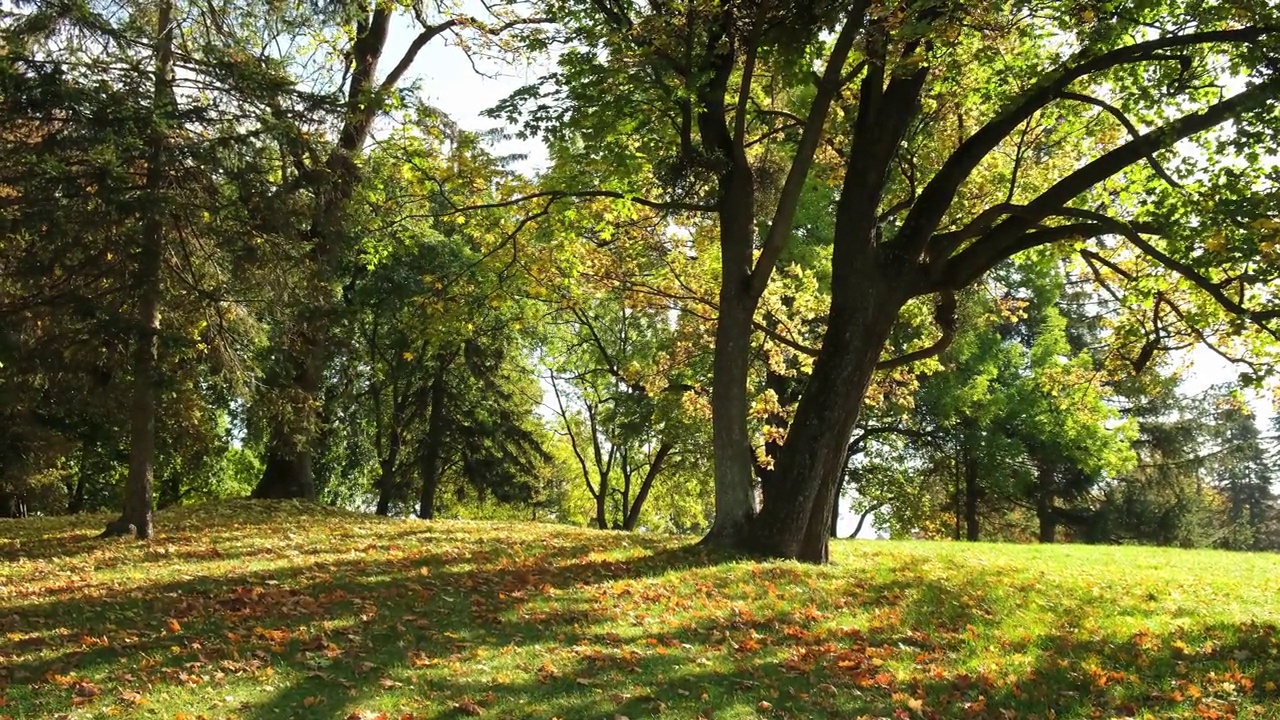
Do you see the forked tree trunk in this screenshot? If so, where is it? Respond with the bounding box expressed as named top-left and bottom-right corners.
top-left (106, 0), bottom-right (173, 540)
top-left (750, 277), bottom-right (905, 561)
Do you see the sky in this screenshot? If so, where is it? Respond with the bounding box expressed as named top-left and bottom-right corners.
top-left (381, 11), bottom-right (550, 173)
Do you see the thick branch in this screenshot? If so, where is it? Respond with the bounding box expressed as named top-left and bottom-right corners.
top-left (896, 27), bottom-right (1275, 258)
top-left (377, 19), bottom-right (460, 97)
top-left (748, 3), bottom-right (870, 299)
top-left (934, 77), bottom-right (1280, 287)
top-left (876, 290), bottom-right (956, 370)
top-left (431, 188), bottom-right (713, 216)
top-left (1057, 91), bottom-right (1182, 188)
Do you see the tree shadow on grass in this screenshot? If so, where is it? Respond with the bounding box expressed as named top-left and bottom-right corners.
top-left (2, 529), bottom-right (736, 718)
top-left (4, 520), bottom-right (1279, 719)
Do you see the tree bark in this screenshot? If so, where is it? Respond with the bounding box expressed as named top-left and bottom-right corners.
top-left (1036, 461), bottom-right (1057, 543)
top-left (750, 276), bottom-right (905, 561)
top-left (702, 176), bottom-right (759, 546)
top-left (374, 423), bottom-right (402, 516)
top-left (594, 480), bottom-right (609, 530)
top-left (964, 446), bottom-right (981, 542)
top-left (417, 352), bottom-right (449, 519)
top-left (622, 441), bottom-right (672, 531)
top-left (253, 330), bottom-right (323, 500)
top-left (829, 470), bottom-right (849, 538)
top-left (107, 0), bottom-right (173, 540)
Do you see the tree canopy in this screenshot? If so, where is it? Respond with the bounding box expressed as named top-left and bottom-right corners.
top-left (2, 0), bottom-right (1280, 560)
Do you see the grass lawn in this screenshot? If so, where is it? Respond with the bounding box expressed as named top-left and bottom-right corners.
top-left (2, 500), bottom-right (1279, 720)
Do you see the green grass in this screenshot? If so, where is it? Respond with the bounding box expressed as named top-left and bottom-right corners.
top-left (2, 501), bottom-right (1280, 719)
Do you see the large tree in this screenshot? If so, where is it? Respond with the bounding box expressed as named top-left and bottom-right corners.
top-left (249, 0), bottom-right (544, 501)
top-left (499, 0), bottom-right (1280, 560)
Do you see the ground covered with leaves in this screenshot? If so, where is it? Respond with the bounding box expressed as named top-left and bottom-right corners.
top-left (3, 501), bottom-right (1280, 720)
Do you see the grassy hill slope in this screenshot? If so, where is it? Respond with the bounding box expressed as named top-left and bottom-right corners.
top-left (2, 500), bottom-right (1279, 719)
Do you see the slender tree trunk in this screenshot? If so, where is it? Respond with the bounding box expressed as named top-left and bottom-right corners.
top-left (964, 446), bottom-right (980, 542)
top-left (68, 470), bottom-right (87, 515)
top-left (417, 353), bottom-right (449, 519)
top-left (1036, 461), bottom-right (1057, 543)
top-left (253, 3), bottom-right (403, 501)
top-left (851, 507), bottom-right (876, 539)
top-left (751, 277), bottom-right (904, 561)
top-left (594, 488), bottom-right (608, 530)
top-left (829, 471), bottom-right (848, 538)
top-left (952, 450), bottom-right (963, 541)
top-left (703, 183), bottom-right (759, 546)
top-left (374, 424), bottom-right (402, 516)
top-left (622, 441), bottom-right (672, 531)
top-left (105, 0), bottom-right (173, 540)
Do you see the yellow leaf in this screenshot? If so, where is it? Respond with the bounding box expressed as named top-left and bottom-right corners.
top-left (1205, 231), bottom-right (1227, 253)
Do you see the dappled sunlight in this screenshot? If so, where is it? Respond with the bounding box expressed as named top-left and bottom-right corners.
top-left (3, 502), bottom-right (1280, 719)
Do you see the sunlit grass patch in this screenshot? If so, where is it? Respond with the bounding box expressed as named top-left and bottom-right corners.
top-left (2, 500), bottom-right (1279, 719)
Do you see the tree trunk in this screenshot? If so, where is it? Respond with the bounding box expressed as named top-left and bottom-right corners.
top-left (68, 470), bottom-right (86, 515)
top-left (253, 2), bottom-right (401, 501)
top-left (851, 507), bottom-right (876, 539)
top-left (750, 276), bottom-right (904, 561)
top-left (107, 0), bottom-right (173, 540)
top-left (829, 470), bottom-right (848, 538)
top-left (702, 181), bottom-right (759, 546)
top-left (1036, 461), bottom-right (1057, 543)
top-left (952, 450), bottom-right (963, 541)
top-left (417, 353), bottom-right (449, 519)
top-left (964, 446), bottom-right (980, 542)
top-left (374, 424), bottom-right (401, 517)
top-left (594, 484), bottom-right (609, 530)
top-left (622, 441), bottom-right (672, 531)
top-left (253, 331), bottom-right (322, 500)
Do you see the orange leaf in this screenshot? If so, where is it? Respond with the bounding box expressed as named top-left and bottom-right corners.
top-left (165, 618), bottom-right (182, 634)
top-left (73, 681), bottom-right (99, 698)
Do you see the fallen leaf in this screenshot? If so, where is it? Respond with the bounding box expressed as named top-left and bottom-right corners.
top-left (455, 700), bottom-right (484, 716)
top-left (72, 681), bottom-right (100, 698)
